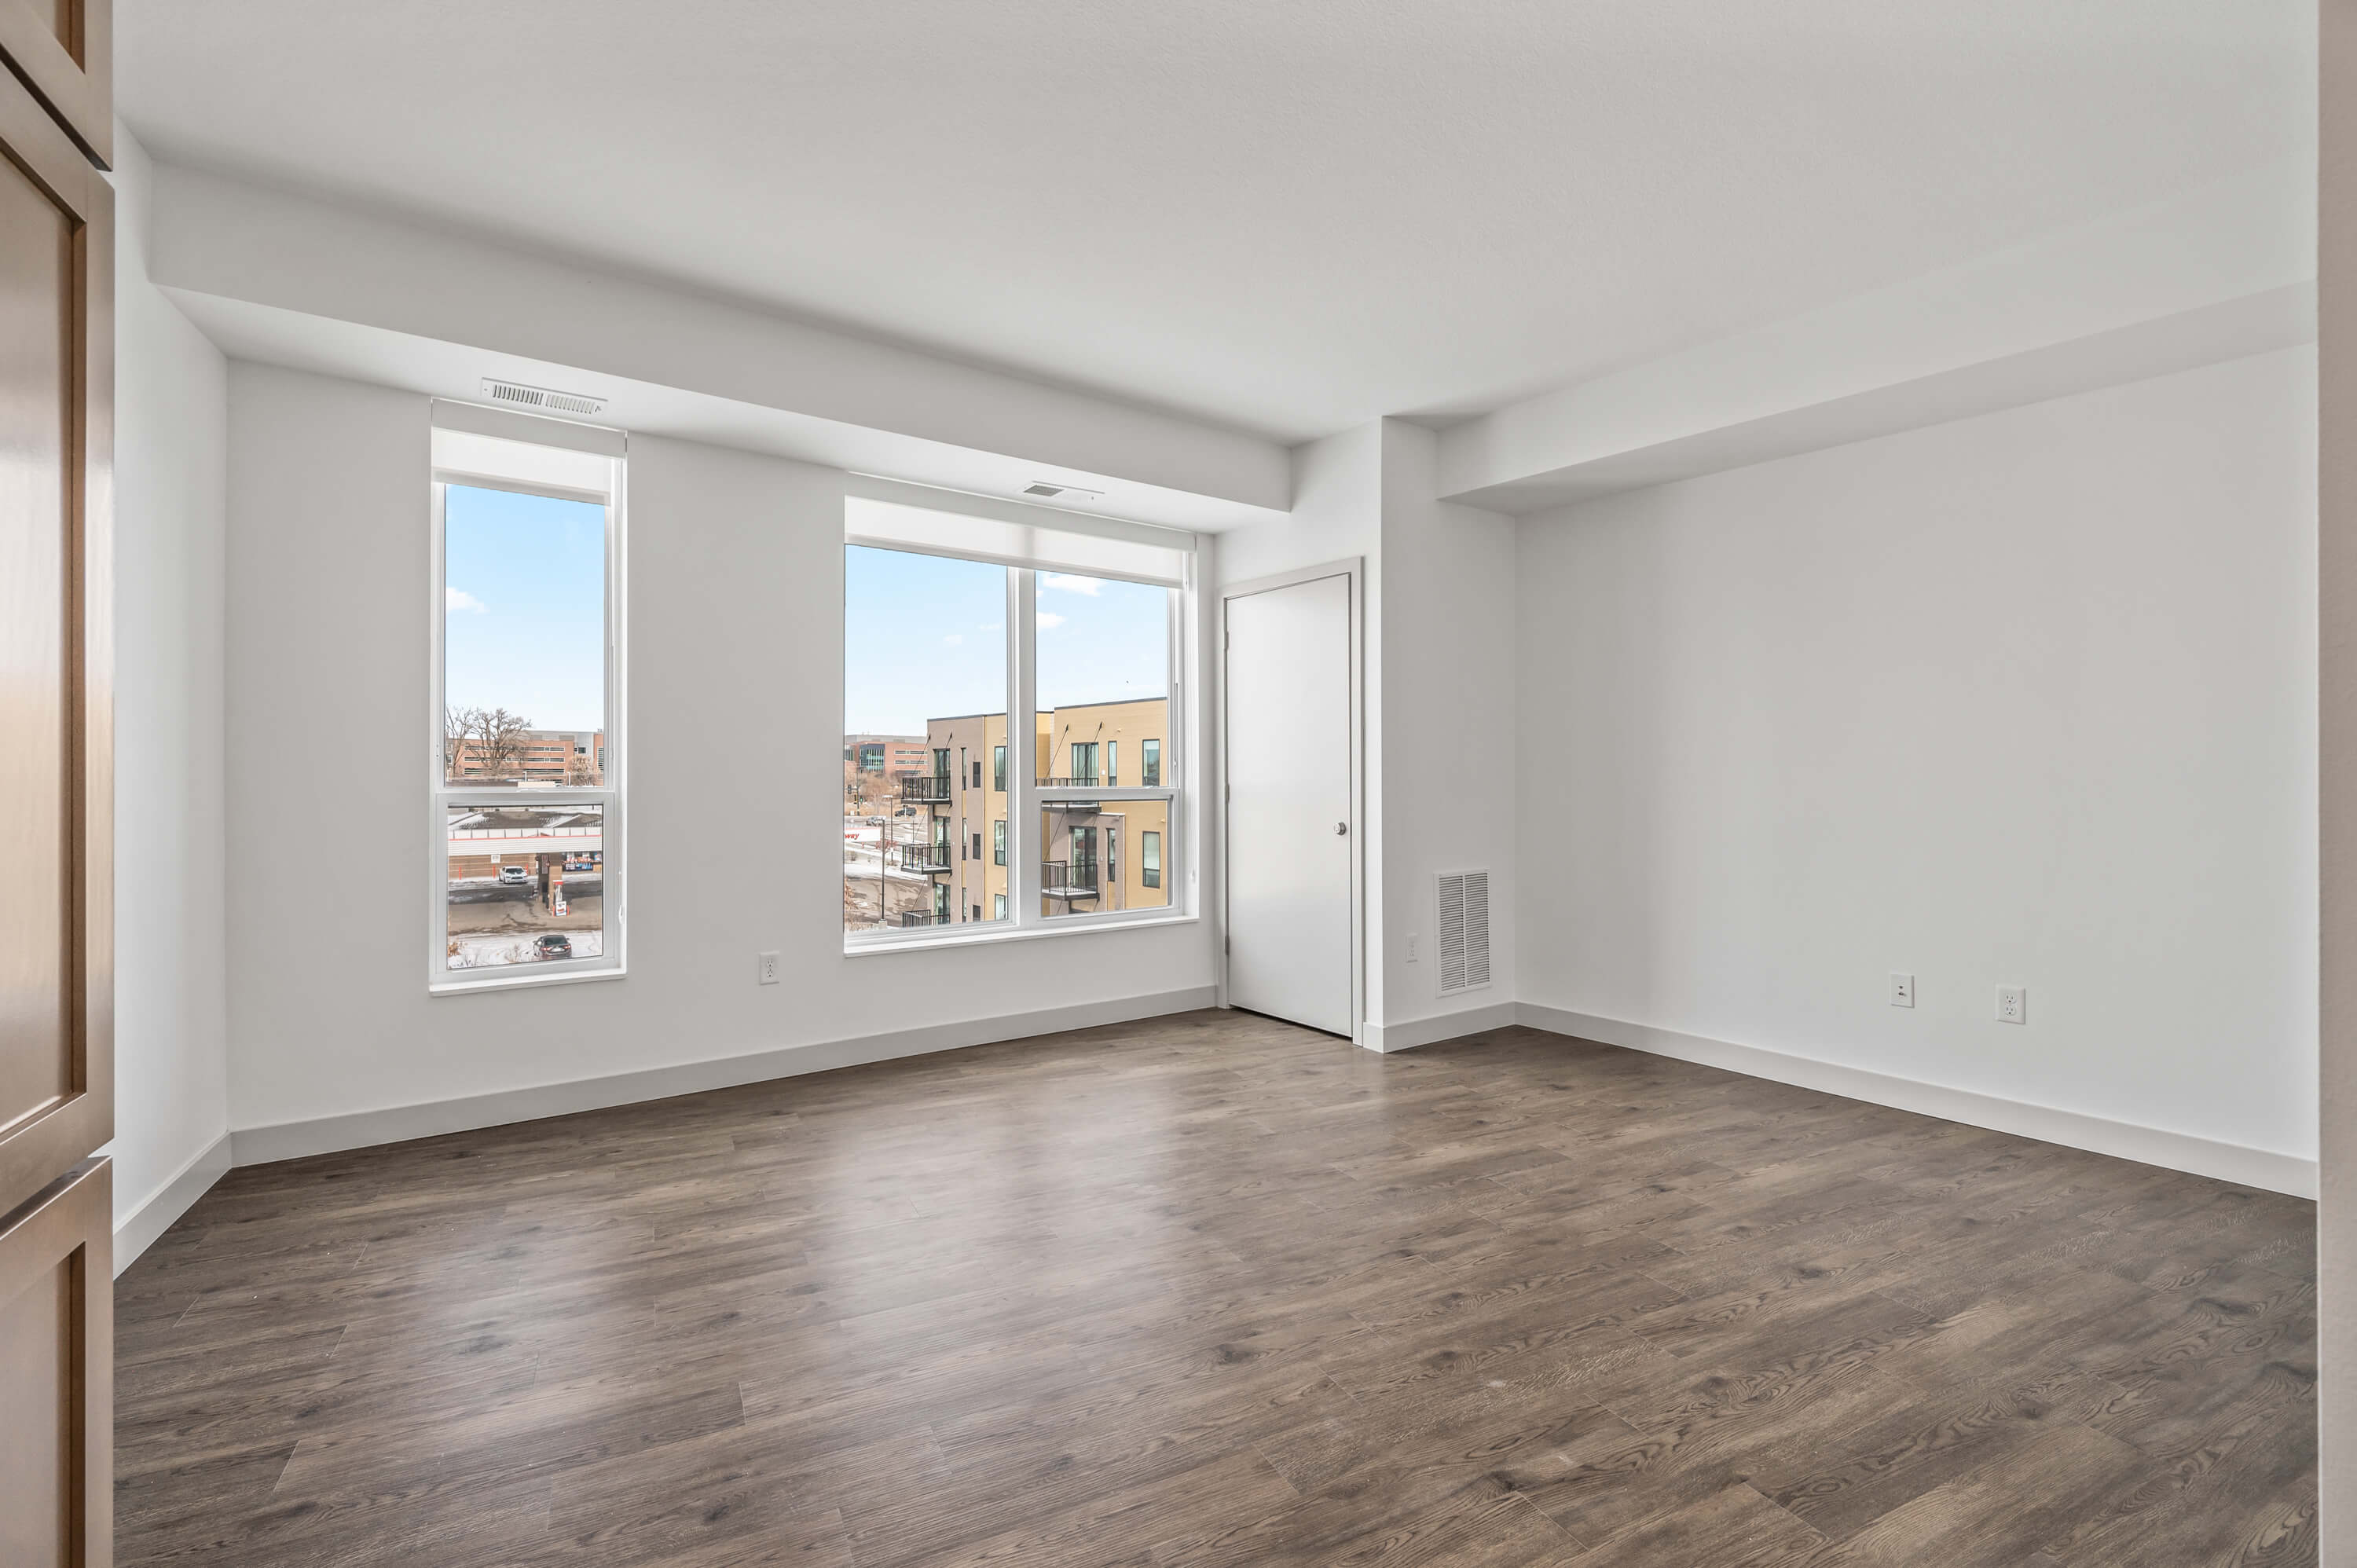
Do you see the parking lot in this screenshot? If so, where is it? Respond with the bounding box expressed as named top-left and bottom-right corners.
top-left (446, 874), bottom-right (603, 968)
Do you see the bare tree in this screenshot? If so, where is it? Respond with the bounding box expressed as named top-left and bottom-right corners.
top-left (445, 706), bottom-right (471, 777)
top-left (849, 766), bottom-right (896, 818)
top-left (448, 705), bottom-right (537, 780)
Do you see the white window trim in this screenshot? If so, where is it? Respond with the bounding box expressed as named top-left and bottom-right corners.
top-left (843, 493), bottom-right (1194, 954)
top-left (427, 440), bottom-right (629, 993)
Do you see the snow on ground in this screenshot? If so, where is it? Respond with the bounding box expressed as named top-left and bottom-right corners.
top-left (843, 834), bottom-right (933, 881)
top-left (448, 929), bottom-right (605, 969)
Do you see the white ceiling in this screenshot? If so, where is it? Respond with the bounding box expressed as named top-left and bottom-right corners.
top-left (119, 0), bottom-right (2312, 445)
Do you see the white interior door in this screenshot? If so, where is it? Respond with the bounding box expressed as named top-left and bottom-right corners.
top-left (1226, 572), bottom-right (1354, 1036)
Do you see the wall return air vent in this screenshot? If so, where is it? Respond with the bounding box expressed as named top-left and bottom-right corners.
top-left (480, 379), bottom-right (607, 418)
top-left (1436, 870), bottom-right (1492, 995)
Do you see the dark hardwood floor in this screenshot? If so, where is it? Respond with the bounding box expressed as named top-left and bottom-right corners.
top-left (114, 1011), bottom-right (2317, 1567)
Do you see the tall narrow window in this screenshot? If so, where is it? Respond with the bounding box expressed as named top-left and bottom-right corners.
top-left (432, 414), bottom-right (623, 984)
top-left (844, 493), bottom-right (1185, 944)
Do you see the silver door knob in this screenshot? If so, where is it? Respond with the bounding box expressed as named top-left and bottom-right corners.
top-left (1335, 822), bottom-right (1349, 835)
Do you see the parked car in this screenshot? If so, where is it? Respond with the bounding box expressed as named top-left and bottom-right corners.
top-left (498, 866), bottom-right (530, 885)
top-left (535, 934), bottom-right (573, 959)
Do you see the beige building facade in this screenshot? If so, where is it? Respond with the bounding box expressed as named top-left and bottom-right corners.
top-left (907, 698), bottom-right (1171, 925)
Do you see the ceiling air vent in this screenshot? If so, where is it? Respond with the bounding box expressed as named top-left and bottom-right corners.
top-left (1021, 481), bottom-right (1104, 502)
top-left (480, 379), bottom-right (607, 417)
top-left (1436, 870), bottom-right (1491, 995)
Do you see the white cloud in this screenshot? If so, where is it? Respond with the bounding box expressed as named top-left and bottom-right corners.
top-left (1036, 611), bottom-right (1067, 630)
top-left (446, 587), bottom-right (487, 614)
top-left (1040, 573), bottom-right (1101, 596)
top-left (981, 622), bottom-right (1003, 632)
top-left (943, 633), bottom-right (963, 647)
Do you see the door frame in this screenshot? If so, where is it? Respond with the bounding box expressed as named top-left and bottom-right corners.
top-left (1218, 558), bottom-right (1364, 1045)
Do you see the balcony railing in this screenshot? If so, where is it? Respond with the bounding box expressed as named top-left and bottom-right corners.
top-left (900, 773), bottom-right (952, 804)
top-left (899, 840), bottom-right (952, 874)
top-left (1040, 859), bottom-right (1102, 899)
top-left (900, 911), bottom-right (948, 928)
top-left (1036, 775), bottom-right (1099, 789)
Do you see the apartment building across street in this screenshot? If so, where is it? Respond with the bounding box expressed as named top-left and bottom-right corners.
top-left (843, 698), bottom-right (1170, 929)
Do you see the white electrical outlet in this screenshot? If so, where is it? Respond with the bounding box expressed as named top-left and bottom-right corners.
top-left (1890, 972), bottom-right (1914, 1008)
top-left (1407, 933), bottom-right (1420, 963)
top-left (757, 951), bottom-right (780, 986)
top-left (1996, 984), bottom-right (2025, 1024)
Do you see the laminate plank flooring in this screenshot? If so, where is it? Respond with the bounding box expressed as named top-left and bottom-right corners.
top-left (114, 1012), bottom-right (2319, 1566)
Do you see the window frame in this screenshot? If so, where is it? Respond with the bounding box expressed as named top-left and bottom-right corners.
top-left (427, 436), bottom-right (627, 993)
top-left (842, 493), bottom-right (1192, 953)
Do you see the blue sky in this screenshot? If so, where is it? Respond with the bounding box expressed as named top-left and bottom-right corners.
top-left (845, 545), bottom-right (1168, 734)
top-left (445, 485), bottom-right (607, 731)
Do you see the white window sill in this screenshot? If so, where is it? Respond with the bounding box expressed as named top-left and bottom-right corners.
top-left (431, 964), bottom-right (627, 995)
top-left (845, 911), bottom-right (1197, 958)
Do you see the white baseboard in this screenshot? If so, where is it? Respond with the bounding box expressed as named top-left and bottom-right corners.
top-left (1362, 999), bottom-right (1518, 1054)
top-left (113, 1131), bottom-right (233, 1276)
top-left (230, 986), bottom-right (1220, 1167)
top-left (1516, 1003), bottom-right (2317, 1200)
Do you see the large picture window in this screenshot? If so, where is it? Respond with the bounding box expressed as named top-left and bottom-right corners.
top-left (430, 412), bottom-right (625, 986)
top-left (842, 489), bottom-right (1188, 944)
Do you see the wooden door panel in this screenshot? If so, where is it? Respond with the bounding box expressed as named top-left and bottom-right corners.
top-left (0, 66), bottom-right (111, 1225)
top-left (0, 0), bottom-right (107, 167)
top-left (0, 119), bottom-right (72, 1163)
top-left (0, 1159), bottom-right (109, 1568)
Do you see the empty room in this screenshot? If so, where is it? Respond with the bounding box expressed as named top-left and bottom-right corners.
top-left (5, 2), bottom-right (2356, 1565)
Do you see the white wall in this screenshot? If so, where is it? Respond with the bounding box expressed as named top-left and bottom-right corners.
top-left (1517, 346), bottom-right (2318, 1176)
top-left (225, 364), bottom-right (1217, 1146)
top-left (1378, 423), bottom-right (1519, 1043)
top-left (107, 125), bottom-right (233, 1256)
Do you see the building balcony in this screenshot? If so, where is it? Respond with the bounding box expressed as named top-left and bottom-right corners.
top-left (1036, 775), bottom-right (1100, 789)
top-left (1040, 859), bottom-right (1101, 899)
top-left (900, 911), bottom-right (948, 929)
top-left (899, 840), bottom-right (953, 874)
top-left (900, 773), bottom-right (952, 804)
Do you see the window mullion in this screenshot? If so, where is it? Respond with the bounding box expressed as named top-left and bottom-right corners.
top-left (1013, 567), bottom-right (1038, 927)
